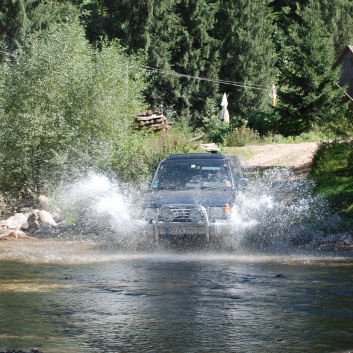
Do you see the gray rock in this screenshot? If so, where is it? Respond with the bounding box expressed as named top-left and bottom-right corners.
top-left (6, 213), bottom-right (28, 230)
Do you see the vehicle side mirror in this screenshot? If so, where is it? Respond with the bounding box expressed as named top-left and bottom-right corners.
top-left (238, 177), bottom-right (248, 189)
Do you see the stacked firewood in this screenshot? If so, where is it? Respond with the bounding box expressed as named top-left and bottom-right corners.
top-left (136, 107), bottom-right (174, 132)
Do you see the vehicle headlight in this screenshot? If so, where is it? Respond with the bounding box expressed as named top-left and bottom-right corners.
top-left (189, 208), bottom-right (203, 222)
top-left (145, 207), bottom-right (157, 221)
top-left (160, 207), bottom-right (174, 222)
top-left (209, 206), bottom-right (233, 220)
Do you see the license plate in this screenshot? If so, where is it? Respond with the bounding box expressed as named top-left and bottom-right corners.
top-left (164, 227), bottom-right (204, 236)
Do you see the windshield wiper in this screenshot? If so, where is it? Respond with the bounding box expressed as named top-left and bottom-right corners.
top-left (155, 186), bottom-right (198, 191)
top-left (155, 186), bottom-right (183, 190)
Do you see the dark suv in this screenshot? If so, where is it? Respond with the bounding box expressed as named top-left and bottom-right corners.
top-left (142, 153), bottom-right (247, 244)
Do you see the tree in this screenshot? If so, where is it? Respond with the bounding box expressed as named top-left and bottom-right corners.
top-left (79, 0), bottom-right (220, 127)
top-left (215, 0), bottom-right (277, 118)
top-left (0, 19), bottom-right (147, 198)
top-left (0, 0), bottom-right (31, 53)
top-left (169, 0), bottom-right (220, 126)
top-left (274, 2), bottom-right (347, 136)
top-left (319, 0), bottom-right (353, 56)
top-left (0, 0), bottom-right (78, 58)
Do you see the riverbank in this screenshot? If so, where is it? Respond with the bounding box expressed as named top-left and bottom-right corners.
top-left (0, 141), bottom-right (352, 251)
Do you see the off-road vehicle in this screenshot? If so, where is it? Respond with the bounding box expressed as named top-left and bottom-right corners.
top-left (142, 153), bottom-right (247, 245)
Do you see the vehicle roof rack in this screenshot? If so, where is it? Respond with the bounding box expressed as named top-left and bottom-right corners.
top-left (166, 153), bottom-right (225, 160)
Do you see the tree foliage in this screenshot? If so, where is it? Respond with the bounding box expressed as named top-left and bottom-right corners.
top-left (0, 19), bottom-right (147, 198)
top-left (79, 0), bottom-right (220, 125)
top-left (215, 0), bottom-right (276, 117)
top-left (273, 2), bottom-right (350, 136)
top-left (0, 0), bottom-right (78, 56)
top-left (1, 0), bottom-right (353, 199)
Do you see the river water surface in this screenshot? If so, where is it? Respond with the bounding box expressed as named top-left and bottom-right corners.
top-left (0, 240), bottom-right (352, 353)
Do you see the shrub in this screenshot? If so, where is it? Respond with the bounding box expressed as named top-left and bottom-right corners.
top-left (310, 140), bottom-right (353, 218)
top-left (0, 19), bottom-right (147, 198)
top-left (224, 121), bottom-right (261, 147)
top-left (110, 130), bottom-right (192, 183)
top-left (247, 110), bottom-right (281, 136)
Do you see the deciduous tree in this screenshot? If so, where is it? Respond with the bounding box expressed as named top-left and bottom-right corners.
top-left (0, 19), bottom-right (147, 197)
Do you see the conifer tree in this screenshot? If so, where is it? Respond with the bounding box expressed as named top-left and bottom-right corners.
top-left (0, 0), bottom-right (31, 53)
top-left (0, 0), bottom-right (77, 59)
top-left (319, 0), bottom-right (353, 56)
top-left (215, 0), bottom-right (276, 118)
top-left (81, 0), bottom-right (220, 126)
top-left (134, 0), bottom-right (186, 119)
top-left (172, 0), bottom-right (220, 125)
top-left (274, 2), bottom-right (347, 136)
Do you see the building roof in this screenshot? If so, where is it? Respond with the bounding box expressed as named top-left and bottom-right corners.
top-left (334, 45), bottom-right (353, 68)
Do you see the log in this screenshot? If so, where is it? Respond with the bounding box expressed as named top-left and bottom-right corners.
top-left (148, 124), bottom-right (168, 131)
top-left (136, 114), bottom-right (165, 121)
top-left (190, 134), bottom-right (205, 142)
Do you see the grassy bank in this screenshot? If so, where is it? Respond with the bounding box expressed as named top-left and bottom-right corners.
top-left (309, 140), bottom-right (353, 226)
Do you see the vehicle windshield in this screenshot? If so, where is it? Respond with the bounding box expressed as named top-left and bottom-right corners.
top-left (151, 161), bottom-right (233, 190)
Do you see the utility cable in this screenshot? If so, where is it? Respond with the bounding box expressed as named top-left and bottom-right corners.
top-left (145, 66), bottom-right (269, 91)
top-left (0, 49), bottom-right (272, 92)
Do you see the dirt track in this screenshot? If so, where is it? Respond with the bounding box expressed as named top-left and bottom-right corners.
top-left (236, 142), bottom-right (319, 177)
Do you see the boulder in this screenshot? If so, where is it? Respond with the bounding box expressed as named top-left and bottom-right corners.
top-left (27, 210), bottom-right (40, 230)
top-left (0, 220), bottom-right (8, 230)
top-left (38, 209), bottom-right (57, 226)
top-left (0, 229), bottom-right (35, 240)
top-left (26, 209), bottom-right (57, 233)
top-left (6, 212), bottom-right (28, 230)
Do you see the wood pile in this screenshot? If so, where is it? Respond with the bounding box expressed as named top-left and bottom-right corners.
top-left (136, 107), bottom-right (174, 132)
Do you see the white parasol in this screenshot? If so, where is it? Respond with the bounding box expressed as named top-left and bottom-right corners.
top-left (219, 93), bottom-right (230, 123)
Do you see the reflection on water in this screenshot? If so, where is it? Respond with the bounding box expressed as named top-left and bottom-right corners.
top-left (0, 239), bottom-right (353, 353)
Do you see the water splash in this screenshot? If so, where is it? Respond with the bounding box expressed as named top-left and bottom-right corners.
top-left (53, 169), bottom-right (329, 252)
top-left (55, 173), bottom-right (149, 248)
top-left (233, 167), bottom-right (329, 249)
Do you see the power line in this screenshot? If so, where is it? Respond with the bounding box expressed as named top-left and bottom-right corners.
top-left (0, 48), bottom-right (271, 92)
top-left (145, 66), bottom-right (269, 91)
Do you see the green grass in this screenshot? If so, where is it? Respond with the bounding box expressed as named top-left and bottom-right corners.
top-left (222, 127), bottom-right (327, 147)
top-left (221, 146), bottom-right (256, 160)
top-left (310, 140), bottom-right (353, 224)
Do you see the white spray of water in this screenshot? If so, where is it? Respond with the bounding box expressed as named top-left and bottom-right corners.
top-left (231, 167), bottom-right (329, 249)
top-left (56, 173), bottom-right (149, 248)
top-left (54, 169), bottom-right (329, 252)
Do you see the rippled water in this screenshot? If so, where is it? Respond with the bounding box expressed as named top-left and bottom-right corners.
top-left (1, 171), bottom-right (352, 352)
top-left (0, 240), bottom-right (353, 353)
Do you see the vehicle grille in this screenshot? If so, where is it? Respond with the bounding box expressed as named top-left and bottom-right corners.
top-left (158, 206), bottom-right (206, 223)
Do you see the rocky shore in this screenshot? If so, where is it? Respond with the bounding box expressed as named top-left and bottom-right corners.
top-left (0, 193), bottom-right (351, 252)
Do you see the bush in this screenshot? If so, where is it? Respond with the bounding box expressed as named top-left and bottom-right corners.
top-left (310, 140), bottom-right (353, 218)
top-left (247, 110), bottom-right (281, 136)
top-left (223, 120), bottom-right (261, 146)
top-left (110, 130), bottom-right (192, 183)
top-left (0, 19), bottom-right (147, 198)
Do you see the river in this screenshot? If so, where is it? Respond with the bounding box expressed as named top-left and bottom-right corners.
top-left (0, 239), bottom-right (352, 353)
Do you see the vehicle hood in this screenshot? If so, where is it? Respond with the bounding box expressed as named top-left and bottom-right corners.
top-left (143, 188), bottom-right (236, 208)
